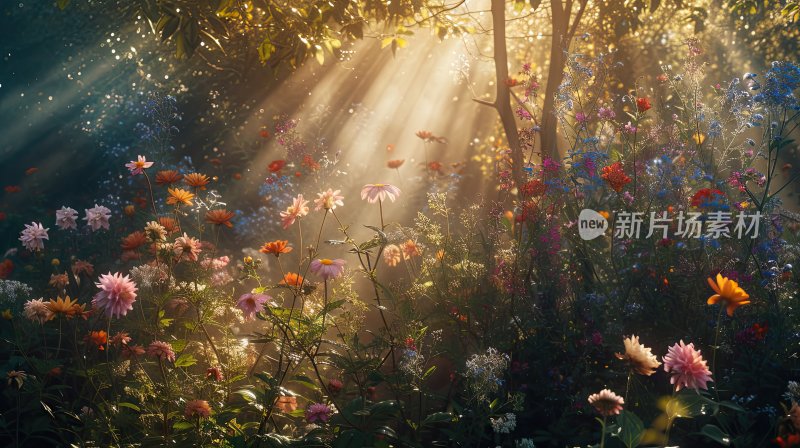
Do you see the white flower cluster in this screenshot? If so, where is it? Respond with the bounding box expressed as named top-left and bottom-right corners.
top-left (129, 264), bottom-right (169, 289)
top-left (465, 347), bottom-right (510, 402)
top-left (515, 438), bottom-right (536, 448)
top-left (490, 412), bottom-right (516, 434)
top-left (0, 280), bottom-right (33, 306)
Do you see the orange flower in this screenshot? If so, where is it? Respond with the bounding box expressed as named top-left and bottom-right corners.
top-left (260, 240), bottom-right (292, 257)
top-left (155, 170), bottom-right (183, 186)
top-left (47, 296), bottom-right (79, 318)
top-left (25, 167), bottom-right (39, 176)
top-left (428, 161), bottom-right (443, 172)
top-left (184, 173), bottom-right (210, 190)
top-left (123, 204), bottom-right (136, 216)
top-left (205, 209), bottom-right (235, 228)
top-left (167, 188), bottom-right (194, 206)
top-left (87, 330), bottom-right (108, 351)
top-left (121, 231), bottom-right (148, 251)
top-left (275, 396), bottom-right (298, 413)
top-left (158, 216), bottom-right (181, 234)
top-left (49, 273), bottom-right (68, 289)
top-left (600, 162), bottom-right (632, 193)
top-left (401, 239), bottom-right (421, 259)
top-left (280, 273), bottom-right (304, 287)
top-left (707, 273), bottom-right (751, 316)
top-left (0, 259), bottom-right (14, 279)
top-left (387, 159), bottom-right (405, 169)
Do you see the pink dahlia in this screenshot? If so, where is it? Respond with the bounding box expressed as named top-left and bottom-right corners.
top-left (92, 272), bottom-right (138, 318)
top-left (23, 298), bottom-right (53, 324)
top-left (184, 399), bottom-right (212, 418)
top-left (663, 340), bottom-right (713, 391)
top-left (280, 194), bottom-right (310, 229)
top-left (19, 222), bottom-right (49, 252)
top-left (383, 244), bottom-right (402, 267)
top-left (587, 389), bottom-right (625, 417)
top-left (125, 155), bottom-right (154, 175)
top-left (236, 293), bottom-right (271, 321)
top-left (84, 204), bottom-right (112, 232)
top-left (147, 340), bottom-right (176, 362)
top-left (55, 206), bottom-right (79, 230)
top-left (360, 184), bottom-right (401, 203)
top-left (314, 188), bottom-right (344, 211)
top-left (306, 402), bottom-right (332, 423)
top-left (174, 233), bottom-right (202, 262)
top-left (309, 258), bottom-right (346, 281)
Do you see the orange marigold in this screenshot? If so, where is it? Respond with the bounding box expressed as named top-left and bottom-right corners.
top-left (260, 240), bottom-right (292, 257)
top-left (280, 272), bottom-right (305, 287)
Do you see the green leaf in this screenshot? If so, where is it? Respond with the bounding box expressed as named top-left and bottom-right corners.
top-left (173, 421), bottom-right (194, 431)
top-left (118, 402), bottom-right (141, 412)
top-left (615, 410), bottom-right (644, 448)
top-left (698, 424), bottom-right (730, 446)
top-left (174, 353), bottom-right (197, 368)
top-left (422, 412), bottom-right (453, 426)
top-left (258, 38), bottom-right (277, 64)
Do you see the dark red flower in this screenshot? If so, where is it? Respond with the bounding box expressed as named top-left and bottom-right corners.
top-left (636, 97), bottom-right (651, 113)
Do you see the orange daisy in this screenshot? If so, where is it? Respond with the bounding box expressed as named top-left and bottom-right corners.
top-left (184, 173), bottom-right (210, 190)
top-left (158, 216), bottom-right (181, 234)
top-left (121, 231), bottom-right (148, 251)
top-left (155, 170), bottom-right (183, 186)
top-left (205, 209), bottom-right (235, 228)
top-left (47, 295), bottom-right (79, 318)
top-left (707, 273), bottom-right (751, 316)
top-left (280, 273), bottom-right (304, 287)
top-left (87, 330), bottom-right (108, 350)
top-left (260, 240), bottom-right (292, 257)
top-left (167, 188), bottom-right (194, 206)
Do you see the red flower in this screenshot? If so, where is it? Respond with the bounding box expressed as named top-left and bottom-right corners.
top-left (268, 160), bottom-right (286, 173)
top-left (600, 162), bottom-right (632, 193)
top-left (259, 129), bottom-right (270, 138)
top-left (636, 97), bottom-right (651, 113)
top-left (4, 185), bottom-right (21, 193)
top-left (775, 434), bottom-right (800, 448)
top-left (690, 188), bottom-right (725, 208)
top-left (0, 259), bottom-right (13, 279)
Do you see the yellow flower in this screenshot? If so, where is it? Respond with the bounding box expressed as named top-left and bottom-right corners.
top-left (47, 295), bottom-right (79, 318)
top-left (167, 188), bottom-right (195, 206)
top-left (1, 309), bottom-right (12, 320)
top-left (707, 273), bottom-right (751, 316)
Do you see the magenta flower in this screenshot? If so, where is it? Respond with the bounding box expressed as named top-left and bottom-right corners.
top-left (280, 194), bottom-right (310, 229)
top-left (174, 233), bottom-right (202, 262)
top-left (309, 258), bottom-right (346, 281)
top-left (19, 222), bottom-right (49, 252)
top-left (84, 204), bottom-right (111, 232)
top-left (314, 188), bottom-right (344, 211)
top-left (147, 340), bottom-right (176, 362)
top-left (663, 340), bottom-right (713, 391)
top-left (597, 106), bottom-right (616, 121)
top-left (236, 293), bottom-right (271, 321)
top-left (125, 155), bottom-right (154, 175)
top-left (360, 184), bottom-right (401, 203)
top-left (92, 272), bottom-right (138, 318)
top-left (306, 403), bottom-right (332, 423)
top-left (55, 206), bottom-right (79, 230)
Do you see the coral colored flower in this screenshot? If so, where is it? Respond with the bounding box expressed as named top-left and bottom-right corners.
top-left (55, 206), bottom-right (79, 230)
top-left (306, 403), bottom-right (332, 423)
top-left (167, 188), bottom-right (194, 206)
top-left (260, 240), bottom-right (292, 257)
top-left (309, 258), bottom-right (346, 280)
top-left (147, 340), bottom-right (176, 362)
top-left (691, 188), bottom-right (725, 208)
top-left (185, 400), bottom-right (212, 418)
top-left (615, 335), bottom-right (661, 376)
top-left (92, 272), bottom-right (138, 319)
top-left (155, 170), bottom-right (182, 186)
top-left (707, 273), bottom-right (751, 316)
top-left (587, 389), bottom-right (625, 416)
top-left (314, 189), bottom-right (344, 211)
top-left (361, 184), bottom-right (401, 203)
top-left (663, 340), bottom-right (712, 391)
top-left (110, 331), bottom-right (131, 347)
top-left (125, 155), bottom-right (154, 175)
top-left (600, 162), bottom-right (632, 193)
top-left (184, 173), bottom-right (210, 190)
top-left (428, 161), bottom-right (443, 172)
top-left (121, 344), bottom-right (145, 359)
top-left (157, 216), bottom-right (181, 234)
top-left (84, 205), bottom-right (112, 232)
top-left (401, 240), bottom-right (421, 260)
top-left (236, 293), bottom-right (271, 321)
top-left (280, 273), bottom-right (305, 287)
top-left (121, 231), bottom-right (148, 251)
top-left (205, 209), bottom-right (235, 228)
top-left (774, 434), bottom-right (800, 448)
top-left (268, 160), bottom-right (286, 173)
top-left (636, 97), bottom-right (651, 113)
top-left (86, 330), bottom-right (108, 350)
top-left (387, 159), bottom-right (405, 169)
top-left (327, 379), bottom-right (343, 395)
top-left (206, 366), bottom-right (224, 382)
top-left (275, 396), bottom-right (298, 413)
top-left (174, 233), bottom-right (202, 262)
top-left (19, 222), bottom-right (49, 251)
top-left (383, 244), bottom-right (402, 267)
top-left (280, 195), bottom-right (310, 229)
top-left (24, 298), bottom-right (53, 324)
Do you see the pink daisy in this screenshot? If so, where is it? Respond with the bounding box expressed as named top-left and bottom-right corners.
top-left (309, 258), bottom-right (346, 281)
top-left (280, 194), bottom-right (310, 229)
top-left (587, 389), bottom-right (624, 417)
top-left (663, 340), bottom-right (713, 391)
top-left (306, 403), bottom-right (332, 423)
top-left (147, 340), bottom-right (176, 362)
top-left (125, 155), bottom-right (154, 175)
top-left (92, 272), bottom-right (138, 318)
top-left (236, 293), bottom-right (271, 321)
top-left (174, 233), bottom-right (202, 262)
top-left (314, 188), bottom-right (344, 211)
top-left (23, 298), bottom-right (53, 324)
top-left (55, 206), bottom-right (79, 230)
top-left (84, 204), bottom-right (112, 232)
top-left (19, 222), bottom-right (49, 252)
top-left (360, 184), bottom-right (401, 203)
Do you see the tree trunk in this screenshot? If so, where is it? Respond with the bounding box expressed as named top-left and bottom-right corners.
top-left (539, 0), bottom-right (570, 161)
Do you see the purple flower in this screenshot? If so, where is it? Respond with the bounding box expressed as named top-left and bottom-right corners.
top-left (306, 403), bottom-right (332, 423)
top-left (236, 293), bottom-right (271, 321)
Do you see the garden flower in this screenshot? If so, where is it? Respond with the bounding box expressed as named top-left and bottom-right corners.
top-left (598, 106), bottom-right (616, 120)
top-left (7, 370), bottom-right (27, 389)
top-left (55, 206), bottom-right (78, 230)
top-left (184, 399), bottom-right (212, 418)
top-left (691, 188), bottom-right (725, 208)
top-left (490, 413), bottom-right (517, 434)
top-left (155, 170), bottom-right (182, 185)
top-left (707, 273), bottom-right (751, 316)
top-left (327, 379), bottom-right (343, 395)
top-left (92, 272), bottom-right (138, 318)
top-left (147, 340), bottom-right (176, 362)
top-left (167, 188), bottom-right (194, 206)
top-left (206, 366), bottom-right (224, 382)
top-left (615, 335), bottom-right (661, 376)
top-left (24, 298), bottom-right (53, 324)
top-left (125, 155), bottom-right (153, 175)
top-left (49, 273), bottom-right (68, 289)
top-left (587, 389), bottom-right (625, 416)
top-left (86, 330), bottom-right (108, 350)
top-left (205, 209), bottom-right (235, 228)
top-left (314, 188), bottom-right (344, 211)
top-left (121, 344), bottom-right (145, 359)
top-left (174, 233), bottom-right (202, 262)
top-left (636, 97), bottom-right (651, 112)
top-left (19, 222), bottom-right (49, 251)
top-left (600, 162), bottom-right (632, 192)
top-left (144, 221), bottom-right (167, 241)
top-left (383, 244), bottom-right (402, 267)
top-left (663, 340), bottom-right (712, 391)
top-left (184, 173), bottom-right (210, 190)
top-left (309, 258), bottom-right (346, 280)
top-left (121, 231), bottom-right (148, 251)
top-left (280, 273), bottom-right (305, 287)
top-left (84, 205), bottom-right (112, 231)
top-left (157, 216), bottom-right (180, 234)
top-left (47, 295), bottom-right (79, 318)
top-left (280, 194), bottom-right (310, 229)
top-left (401, 239), bottom-right (421, 259)
top-left (268, 159), bottom-right (286, 173)
top-left (387, 159), bottom-right (405, 169)
top-left (110, 331), bottom-right (131, 346)
top-left (306, 403), bottom-right (333, 423)
top-left (275, 396), bottom-right (297, 413)
top-left (260, 240), bottom-right (292, 257)
top-left (361, 183), bottom-right (401, 203)
top-left (236, 293), bottom-right (271, 321)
